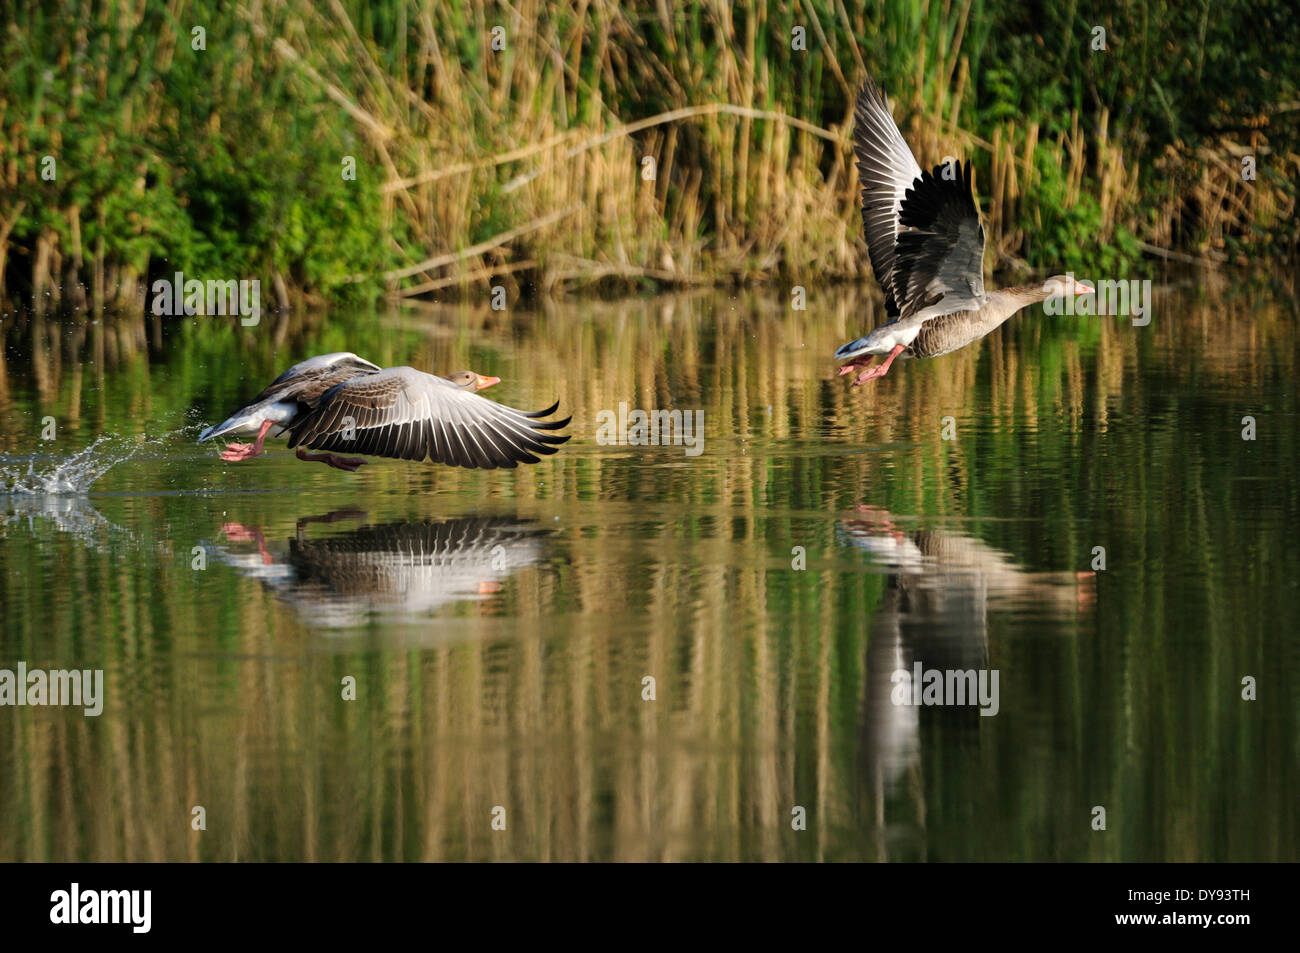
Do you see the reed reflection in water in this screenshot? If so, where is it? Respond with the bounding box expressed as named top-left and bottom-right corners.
top-left (0, 273), bottom-right (1295, 861)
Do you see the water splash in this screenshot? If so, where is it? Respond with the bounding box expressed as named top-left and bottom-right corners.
top-left (1, 428), bottom-right (195, 552)
top-left (0, 428), bottom-right (196, 495)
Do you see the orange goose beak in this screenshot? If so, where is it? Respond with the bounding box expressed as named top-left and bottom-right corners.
top-left (474, 374), bottom-right (500, 391)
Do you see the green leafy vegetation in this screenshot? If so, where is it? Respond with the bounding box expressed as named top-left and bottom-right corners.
top-left (1, 0), bottom-right (1295, 314)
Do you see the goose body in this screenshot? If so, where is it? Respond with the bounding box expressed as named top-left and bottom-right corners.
top-left (837, 78), bottom-right (1093, 384)
top-left (198, 352), bottom-right (569, 471)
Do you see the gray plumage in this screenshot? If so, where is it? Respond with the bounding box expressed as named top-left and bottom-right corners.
top-left (198, 352), bottom-right (570, 468)
top-left (837, 79), bottom-right (1092, 372)
top-left (852, 77), bottom-right (924, 319)
top-left (286, 366), bottom-right (568, 468)
top-left (252, 352), bottom-right (383, 405)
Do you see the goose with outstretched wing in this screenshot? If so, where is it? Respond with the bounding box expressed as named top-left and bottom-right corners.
top-left (837, 78), bottom-right (1093, 385)
top-left (198, 352), bottom-right (569, 471)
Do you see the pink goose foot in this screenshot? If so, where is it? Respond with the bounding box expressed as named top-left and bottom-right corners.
top-left (838, 356), bottom-right (875, 377)
top-left (220, 420), bottom-right (274, 461)
top-left (851, 345), bottom-right (905, 385)
top-left (295, 448), bottom-right (367, 472)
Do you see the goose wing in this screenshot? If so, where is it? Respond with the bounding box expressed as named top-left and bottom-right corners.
top-left (889, 159), bottom-right (987, 322)
top-left (286, 367), bottom-right (570, 469)
top-left (253, 352), bottom-right (382, 405)
top-left (852, 78), bottom-right (925, 319)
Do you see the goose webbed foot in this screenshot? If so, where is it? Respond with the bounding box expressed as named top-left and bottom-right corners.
top-left (838, 356), bottom-right (875, 377)
top-left (220, 442), bottom-right (264, 462)
top-left (218, 420), bottom-right (274, 461)
top-left (296, 448), bottom-right (367, 472)
top-left (848, 345), bottom-right (905, 385)
top-left (852, 365), bottom-right (891, 385)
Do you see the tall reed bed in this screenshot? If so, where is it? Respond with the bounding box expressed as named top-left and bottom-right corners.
top-left (1, 0), bottom-right (1295, 315)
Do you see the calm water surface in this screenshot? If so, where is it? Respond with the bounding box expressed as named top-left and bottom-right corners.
top-left (1, 276), bottom-right (1296, 861)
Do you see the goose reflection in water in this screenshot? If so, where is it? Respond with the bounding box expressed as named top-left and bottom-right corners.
top-left (837, 504), bottom-right (1095, 855)
top-left (210, 510), bottom-right (549, 629)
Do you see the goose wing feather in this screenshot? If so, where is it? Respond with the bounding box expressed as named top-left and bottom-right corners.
top-left (889, 159), bottom-right (988, 325)
top-left (252, 352), bottom-right (382, 406)
top-left (852, 79), bottom-right (925, 319)
top-left (286, 367), bottom-right (570, 469)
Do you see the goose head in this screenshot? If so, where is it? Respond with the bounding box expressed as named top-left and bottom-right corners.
top-left (445, 370), bottom-right (500, 392)
top-left (1043, 274), bottom-right (1096, 298)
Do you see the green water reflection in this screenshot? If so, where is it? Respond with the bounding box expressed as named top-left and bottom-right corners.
top-left (1, 275), bottom-right (1296, 860)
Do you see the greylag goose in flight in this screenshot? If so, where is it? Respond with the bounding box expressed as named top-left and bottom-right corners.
top-left (837, 78), bottom-right (1093, 385)
top-left (198, 352), bottom-right (569, 471)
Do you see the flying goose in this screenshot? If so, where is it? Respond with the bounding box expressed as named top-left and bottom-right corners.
top-left (198, 353), bottom-right (570, 471)
top-left (837, 78), bottom-right (1094, 385)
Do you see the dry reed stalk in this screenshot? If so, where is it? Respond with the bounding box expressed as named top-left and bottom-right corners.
top-left (384, 204), bottom-right (578, 283)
